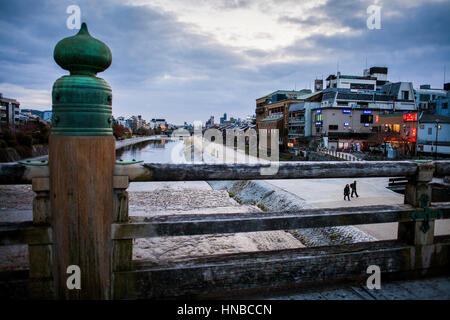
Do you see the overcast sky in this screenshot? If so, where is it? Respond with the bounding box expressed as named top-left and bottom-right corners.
top-left (0, 0), bottom-right (449, 124)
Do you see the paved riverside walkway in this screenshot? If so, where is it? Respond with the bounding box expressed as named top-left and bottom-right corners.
top-left (235, 275), bottom-right (450, 300)
top-left (266, 178), bottom-right (450, 240)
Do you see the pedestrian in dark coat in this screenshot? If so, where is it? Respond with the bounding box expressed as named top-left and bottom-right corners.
top-left (351, 180), bottom-right (359, 198)
top-left (344, 184), bottom-right (351, 201)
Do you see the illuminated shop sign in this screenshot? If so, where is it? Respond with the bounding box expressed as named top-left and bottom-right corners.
top-left (375, 115), bottom-right (379, 122)
top-left (364, 123), bottom-right (370, 127)
top-left (316, 109), bottom-right (322, 114)
top-left (403, 113), bottom-right (417, 122)
top-left (342, 109), bottom-right (351, 114)
top-left (363, 110), bottom-right (372, 114)
top-left (315, 121), bottom-right (323, 126)
top-left (344, 122), bottom-right (349, 127)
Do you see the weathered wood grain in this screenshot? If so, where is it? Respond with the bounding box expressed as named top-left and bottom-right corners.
top-left (50, 136), bottom-right (115, 300)
top-left (111, 203), bottom-right (450, 240)
top-left (2, 160), bottom-right (450, 184)
top-left (116, 161), bottom-right (421, 181)
top-left (112, 238), bottom-right (450, 299)
top-left (0, 222), bottom-right (52, 245)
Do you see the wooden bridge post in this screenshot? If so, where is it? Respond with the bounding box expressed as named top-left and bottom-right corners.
top-left (398, 161), bottom-right (439, 271)
top-left (49, 23), bottom-right (115, 299)
top-left (29, 177), bottom-right (54, 299)
top-left (111, 175), bottom-right (132, 299)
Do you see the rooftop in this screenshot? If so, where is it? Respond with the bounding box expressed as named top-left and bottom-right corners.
top-left (256, 89), bottom-right (312, 101)
top-left (419, 113), bottom-right (450, 124)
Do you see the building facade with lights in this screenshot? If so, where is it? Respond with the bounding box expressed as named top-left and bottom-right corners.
top-left (417, 114), bottom-right (450, 156)
top-left (310, 83), bottom-right (416, 152)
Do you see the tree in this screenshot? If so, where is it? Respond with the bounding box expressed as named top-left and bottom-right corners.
top-left (113, 122), bottom-right (127, 139)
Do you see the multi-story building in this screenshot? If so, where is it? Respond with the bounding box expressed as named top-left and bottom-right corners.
top-left (414, 84), bottom-right (448, 112)
top-left (0, 93), bottom-right (20, 129)
top-left (310, 82), bottom-right (416, 151)
top-left (287, 101), bottom-right (321, 151)
top-left (220, 113), bottom-right (227, 124)
top-left (371, 112), bottom-right (418, 156)
top-left (21, 109), bottom-right (52, 122)
top-left (314, 79), bottom-right (323, 92)
top-left (417, 114), bottom-right (450, 156)
top-left (325, 67), bottom-right (388, 92)
top-left (432, 94), bottom-right (450, 117)
top-left (115, 116), bottom-right (127, 127)
top-left (255, 89), bottom-right (313, 149)
top-left (150, 118), bottom-right (167, 131)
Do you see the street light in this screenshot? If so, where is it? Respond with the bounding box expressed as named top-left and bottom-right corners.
top-left (434, 120), bottom-right (441, 159)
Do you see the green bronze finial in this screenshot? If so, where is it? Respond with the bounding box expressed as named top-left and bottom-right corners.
top-left (51, 23), bottom-right (113, 136)
top-left (54, 22), bottom-right (112, 76)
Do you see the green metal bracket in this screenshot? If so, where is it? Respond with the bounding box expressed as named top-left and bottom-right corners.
top-left (19, 160), bottom-right (49, 166)
top-left (411, 194), bottom-right (443, 233)
top-left (115, 159), bottom-right (143, 165)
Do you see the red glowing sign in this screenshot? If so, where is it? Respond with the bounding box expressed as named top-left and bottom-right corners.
top-left (375, 115), bottom-right (379, 123)
top-left (403, 113), bottom-right (417, 122)
top-left (411, 128), bottom-right (417, 137)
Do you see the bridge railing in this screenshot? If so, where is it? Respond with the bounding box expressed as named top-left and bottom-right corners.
top-left (1, 160), bottom-right (450, 299)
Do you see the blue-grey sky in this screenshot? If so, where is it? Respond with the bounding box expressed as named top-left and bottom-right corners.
top-left (0, 0), bottom-right (449, 124)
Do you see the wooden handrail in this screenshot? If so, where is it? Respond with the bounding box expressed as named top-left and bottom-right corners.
top-left (111, 203), bottom-right (450, 240)
top-left (2, 160), bottom-right (449, 184)
top-left (117, 160), bottom-right (449, 181)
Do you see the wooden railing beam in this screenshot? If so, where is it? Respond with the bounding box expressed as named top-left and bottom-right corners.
top-left (111, 203), bottom-right (450, 240)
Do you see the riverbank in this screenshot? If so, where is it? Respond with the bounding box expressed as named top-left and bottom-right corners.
top-left (0, 135), bottom-right (166, 163)
top-left (115, 135), bottom-right (168, 150)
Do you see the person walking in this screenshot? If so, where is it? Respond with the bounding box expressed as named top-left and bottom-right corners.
top-left (344, 184), bottom-right (351, 201)
top-left (351, 180), bottom-right (359, 198)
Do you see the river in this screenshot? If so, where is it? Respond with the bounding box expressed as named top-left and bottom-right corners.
top-left (116, 138), bottom-right (187, 163)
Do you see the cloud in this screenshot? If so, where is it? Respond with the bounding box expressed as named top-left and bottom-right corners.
top-left (0, 83), bottom-right (51, 108)
top-left (0, 0), bottom-right (448, 124)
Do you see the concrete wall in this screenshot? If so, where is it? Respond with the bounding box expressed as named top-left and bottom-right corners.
top-left (311, 108), bottom-right (379, 136)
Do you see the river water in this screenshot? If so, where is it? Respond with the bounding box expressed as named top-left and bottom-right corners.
top-left (116, 138), bottom-right (187, 163)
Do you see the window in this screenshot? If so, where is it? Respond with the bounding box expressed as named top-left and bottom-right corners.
top-left (443, 102), bottom-right (448, 109)
top-left (329, 125), bottom-right (338, 130)
top-left (402, 91), bottom-right (409, 100)
top-left (393, 124), bottom-right (400, 133)
top-left (420, 125), bottom-right (424, 129)
top-left (420, 94), bottom-right (430, 102)
top-left (360, 114), bottom-right (373, 123)
top-left (428, 128), bottom-right (432, 135)
top-left (350, 83), bottom-right (375, 90)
